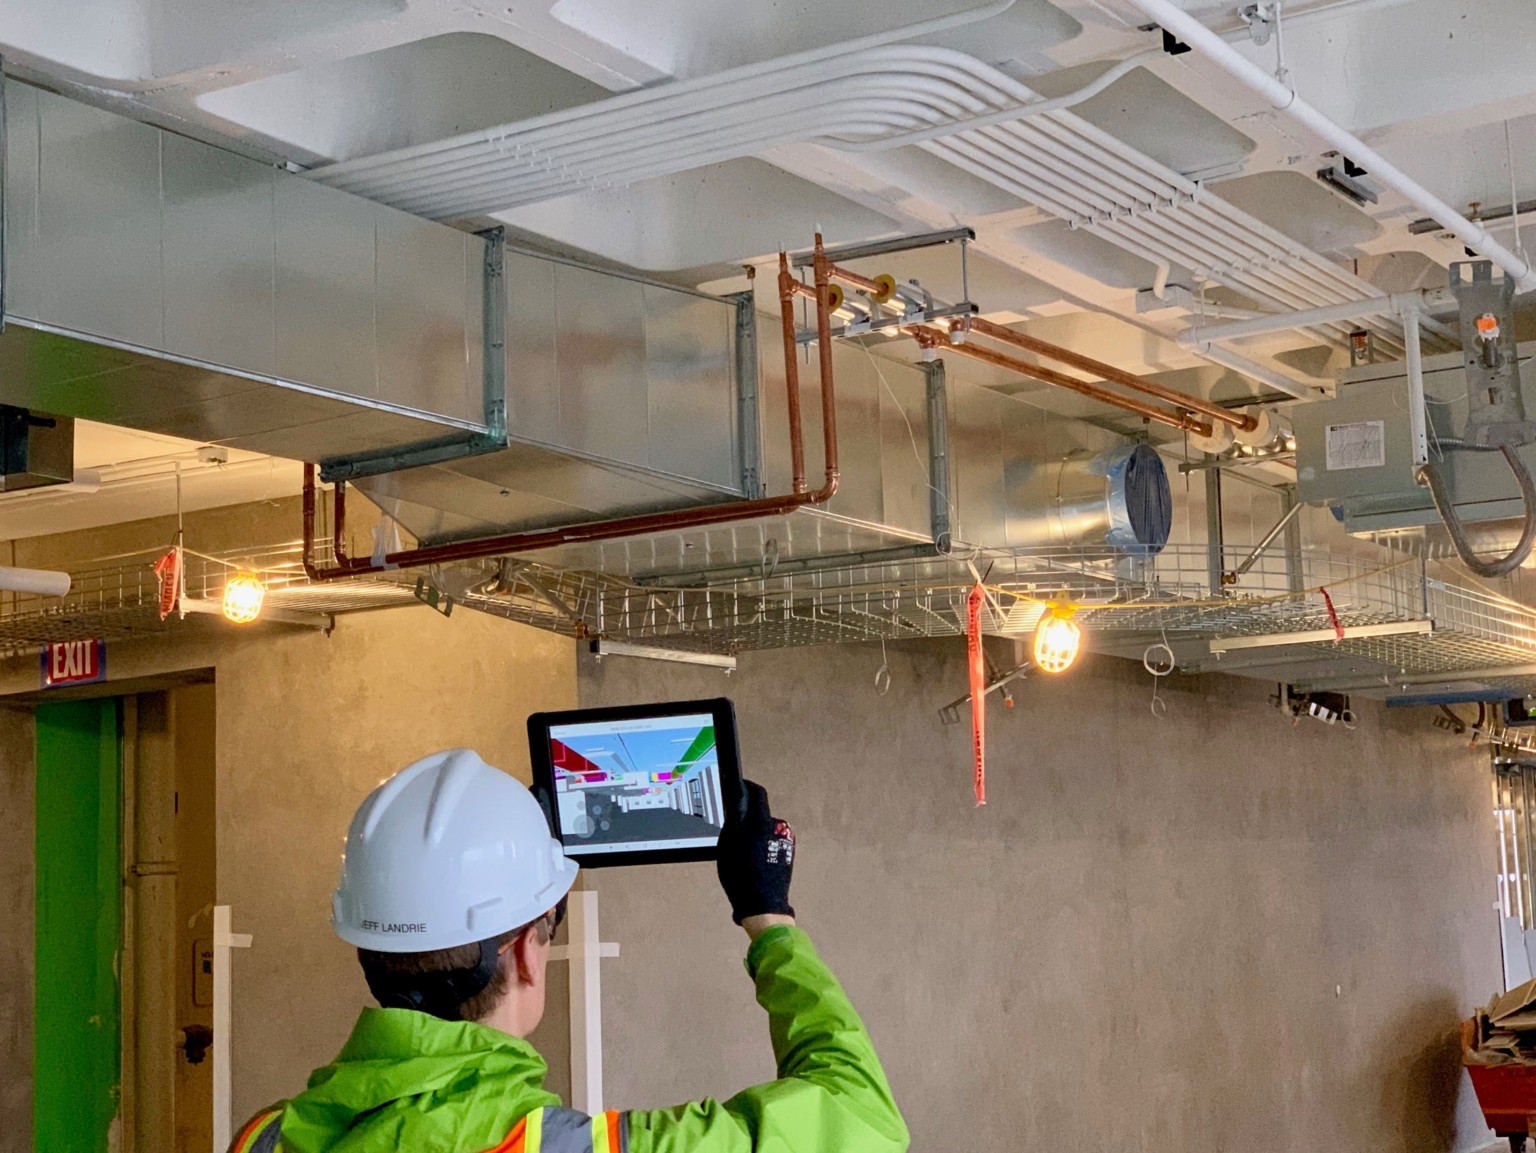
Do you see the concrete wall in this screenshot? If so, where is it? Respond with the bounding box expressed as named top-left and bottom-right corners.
top-left (0, 706), bottom-right (35, 1153)
top-left (0, 499), bottom-right (579, 1129)
top-left (580, 642), bottom-right (1502, 1153)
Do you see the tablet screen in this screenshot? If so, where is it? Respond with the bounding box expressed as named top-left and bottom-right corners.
top-left (547, 711), bottom-right (727, 856)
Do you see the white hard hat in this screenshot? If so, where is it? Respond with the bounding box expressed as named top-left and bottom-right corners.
top-left (332, 749), bottom-right (578, 953)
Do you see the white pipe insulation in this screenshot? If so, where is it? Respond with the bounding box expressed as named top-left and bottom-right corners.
top-left (1181, 289), bottom-right (1457, 346)
top-left (1124, 0), bottom-right (1536, 293)
top-left (0, 567), bottom-right (71, 596)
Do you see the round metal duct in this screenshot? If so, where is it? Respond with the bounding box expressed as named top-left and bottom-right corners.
top-left (1009, 442), bottom-right (1172, 557)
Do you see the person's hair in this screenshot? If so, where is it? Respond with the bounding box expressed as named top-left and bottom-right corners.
top-left (358, 913), bottom-right (554, 1023)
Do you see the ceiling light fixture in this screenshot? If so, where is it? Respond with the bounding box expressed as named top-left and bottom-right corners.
top-left (221, 571), bottom-right (266, 624)
top-left (1032, 604), bottom-right (1082, 674)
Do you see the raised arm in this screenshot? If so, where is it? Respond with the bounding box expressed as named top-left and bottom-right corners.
top-left (622, 783), bottom-right (908, 1153)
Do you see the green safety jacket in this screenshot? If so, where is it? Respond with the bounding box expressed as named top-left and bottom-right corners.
top-left (230, 926), bottom-right (909, 1153)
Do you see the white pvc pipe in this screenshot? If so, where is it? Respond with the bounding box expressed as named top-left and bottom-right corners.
top-left (1181, 288), bottom-right (1459, 345)
top-left (1184, 341), bottom-right (1319, 400)
top-left (1186, 296), bottom-right (1398, 344)
top-left (314, 5), bottom-right (1017, 180)
top-left (839, 46), bottom-right (1165, 152)
top-left (0, 566), bottom-right (71, 596)
top-left (1124, 0), bottom-right (1536, 292)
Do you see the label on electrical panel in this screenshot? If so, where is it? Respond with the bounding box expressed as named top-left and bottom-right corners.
top-left (1324, 420), bottom-right (1386, 471)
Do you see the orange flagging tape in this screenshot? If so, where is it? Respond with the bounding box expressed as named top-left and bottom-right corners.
top-left (1320, 587), bottom-right (1344, 643)
top-left (153, 546), bottom-right (181, 621)
top-left (967, 583), bottom-right (986, 806)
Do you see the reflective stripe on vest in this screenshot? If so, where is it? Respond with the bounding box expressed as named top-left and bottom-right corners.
top-left (230, 1103), bottom-right (627, 1153)
top-left (230, 1109), bottom-right (282, 1153)
top-left (498, 1107), bottom-right (628, 1153)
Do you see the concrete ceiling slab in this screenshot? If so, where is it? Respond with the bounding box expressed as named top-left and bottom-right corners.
top-left (1034, 64), bottom-right (1256, 180)
top-left (1009, 219), bottom-right (1169, 291)
top-left (1216, 170), bottom-right (1382, 256)
top-left (544, 0), bottom-right (1079, 81)
top-left (198, 32), bottom-right (608, 164)
top-left (497, 158), bottom-right (902, 272)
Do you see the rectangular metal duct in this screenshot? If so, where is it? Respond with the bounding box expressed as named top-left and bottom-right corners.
top-left (0, 78), bottom-right (1148, 588)
top-left (0, 78), bottom-right (749, 528)
top-left (353, 250), bottom-right (753, 541)
top-left (490, 329), bottom-right (1139, 580)
top-left (0, 79), bottom-right (493, 462)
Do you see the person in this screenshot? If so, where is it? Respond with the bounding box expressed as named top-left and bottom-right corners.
top-left (229, 748), bottom-right (909, 1153)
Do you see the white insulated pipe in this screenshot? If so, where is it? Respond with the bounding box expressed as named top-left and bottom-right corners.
top-left (1124, 0), bottom-right (1536, 293)
top-left (0, 566), bottom-right (71, 596)
top-left (1182, 289), bottom-right (1457, 345)
top-left (1182, 341), bottom-right (1319, 400)
top-left (837, 46), bottom-right (1165, 152)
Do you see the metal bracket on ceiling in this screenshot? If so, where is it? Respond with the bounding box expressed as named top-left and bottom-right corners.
top-left (1236, 4), bottom-right (1275, 46)
top-left (316, 227), bottom-right (511, 485)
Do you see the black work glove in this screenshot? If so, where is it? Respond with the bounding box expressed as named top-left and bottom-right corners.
top-left (716, 780), bottom-right (796, 925)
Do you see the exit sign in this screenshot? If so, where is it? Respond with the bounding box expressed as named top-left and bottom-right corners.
top-left (41, 640), bottom-right (106, 688)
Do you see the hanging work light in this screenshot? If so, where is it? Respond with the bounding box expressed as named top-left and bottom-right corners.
top-left (1032, 604), bottom-right (1081, 674)
top-left (222, 571), bottom-right (266, 624)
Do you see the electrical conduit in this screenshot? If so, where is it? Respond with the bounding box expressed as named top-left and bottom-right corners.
top-left (1123, 0), bottom-right (1536, 293)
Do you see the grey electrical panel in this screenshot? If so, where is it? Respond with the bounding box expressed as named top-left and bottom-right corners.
top-left (1294, 342), bottom-right (1536, 534)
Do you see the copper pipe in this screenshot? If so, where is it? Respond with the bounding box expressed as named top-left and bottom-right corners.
top-left (304, 467), bottom-right (845, 580)
top-left (959, 317), bottom-right (1258, 432)
top-left (906, 325), bottom-right (1214, 438)
top-left (333, 479), bottom-right (351, 565)
top-left (811, 234), bottom-right (842, 496)
top-left (826, 262), bottom-right (893, 302)
top-left (303, 244), bottom-right (841, 582)
top-left (779, 252), bottom-right (808, 494)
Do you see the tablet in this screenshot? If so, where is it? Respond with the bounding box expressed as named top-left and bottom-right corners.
top-left (527, 698), bottom-right (744, 867)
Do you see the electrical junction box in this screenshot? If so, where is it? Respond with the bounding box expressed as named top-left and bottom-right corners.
top-left (1293, 341), bottom-right (1536, 534)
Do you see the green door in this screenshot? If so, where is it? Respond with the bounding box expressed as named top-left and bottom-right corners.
top-left (35, 699), bottom-right (122, 1152)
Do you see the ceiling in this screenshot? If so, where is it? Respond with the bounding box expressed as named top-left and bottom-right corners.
top-left (0, 422), bottom-right (300, 540)
top-left (1, 0), bottom-right (1534, 534)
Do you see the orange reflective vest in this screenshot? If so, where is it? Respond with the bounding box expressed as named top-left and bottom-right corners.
top-left (232, 1105), bottom-right (628, 1153)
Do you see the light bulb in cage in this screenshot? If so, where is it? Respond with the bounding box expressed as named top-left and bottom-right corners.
top-left (222, 571), bottom-right (266, 624)
top-left (1032, 604), bottom-right (1081, 674)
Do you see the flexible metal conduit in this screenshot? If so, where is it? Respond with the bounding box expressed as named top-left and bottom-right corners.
top-left (1124, 0), bottom-right (1536, 294)
top-left (302, 238), bottom-right (843, 581)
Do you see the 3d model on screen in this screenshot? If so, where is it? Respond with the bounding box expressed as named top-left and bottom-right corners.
top-left (549, 712), bottom-right (726, 854)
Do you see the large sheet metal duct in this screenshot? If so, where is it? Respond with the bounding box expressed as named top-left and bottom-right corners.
top-left (0, 80), bottom-right (492, 464)
top-left (0, 79), bottom-right (748, 531)
top-left (0, 79), bottom-right (1165, 581)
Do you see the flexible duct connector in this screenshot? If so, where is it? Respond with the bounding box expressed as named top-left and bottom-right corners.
top-left (1420, 446), bottom-right (1536, 578)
